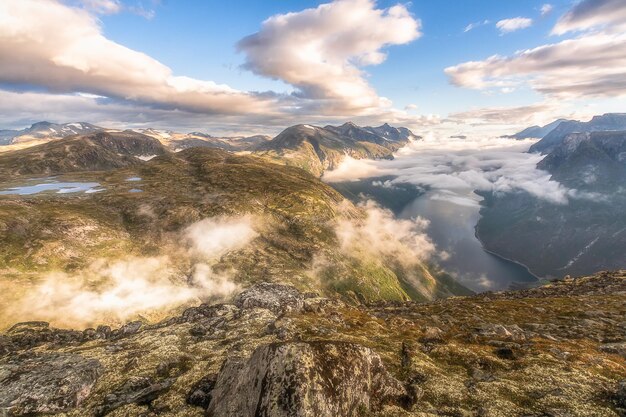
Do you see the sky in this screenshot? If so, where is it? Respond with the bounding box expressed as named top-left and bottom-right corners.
top-left (1, 0), bottom-right (625, 135)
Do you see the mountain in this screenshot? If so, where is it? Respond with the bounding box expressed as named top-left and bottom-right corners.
top-left (0, 142), bottom-right (469, 330)
top-left (529, 113), bottom-right (626, 154)
top-left (0, 130), bottom-right (167, 176)
top-left (477, 130), bottom-right (626, 278)
top-left (254, 122), bottom-right (419, 176)
top-left (0, 270), bottom-right (624, 416)
top-left (537, 131), bottom-right (626, 189)
top-left (137, 129), bottom-right (271, 152)
top-left (504, 119), bottom-right (569, 140)
top-left (1, 121), bottom-right (103, 145)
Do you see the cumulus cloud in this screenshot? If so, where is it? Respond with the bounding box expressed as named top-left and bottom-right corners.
top-left (324, 134), bottom-right (589, 205)
top-left (496, 17), bottom-right (533, 34)
top-left (0, 0), bottom-right (275, 116)
top-left (9, 215), bottom-right (257, 328)
top-left (237, 0), bottom-right (421, 114)
top-left (553, 0), bottom-right (626, 34)
top-left (446, 31), bottom-right (626, 98)
top-left (446, 0), bottom-right (626, 101)
top-left (0, 0), bottom-right (428, 130)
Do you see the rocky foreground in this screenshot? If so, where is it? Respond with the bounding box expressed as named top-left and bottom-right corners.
top-left (1, 271), bottom-right (625, 417)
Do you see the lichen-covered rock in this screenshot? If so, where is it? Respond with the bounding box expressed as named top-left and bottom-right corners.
top-left (206, 341), bottom-right (408, 417)
top-left (0, 352), bottom-right (101, 415)
top-left (234, 283), bottom-right (305, 314)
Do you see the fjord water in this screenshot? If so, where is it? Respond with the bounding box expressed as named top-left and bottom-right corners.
top-left (332, 179), bottom-right (537, 292)
top-left (400, 189), bottom-right (537, 292)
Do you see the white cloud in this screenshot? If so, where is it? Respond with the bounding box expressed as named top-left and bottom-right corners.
top-left (541, 4), bottom-right (554, 17)
top-left (0, 0), bottom-right (427, 129)
top-left (237, 0), bottom-right (421, 114)
top-left (324, 134), bottom-right (586, 205)
top-left (496, 17), bottom-right (533, 34)
top-left (553, 0), bottom-right (626, 35)
top-left (185, 216), bottom-right (258, 259)
top-left (445, 31), bottom-right (626, 98)
top-left (0, 0), bottom-right (275, 116)
top-left (446, 0), bottom-right (626, 105)
top-left (336, 200), bottom-right (436, 263)
top-left (464, 20), bottom-right (490, 33)
top-left (78, 0), bottom-right (121, 14)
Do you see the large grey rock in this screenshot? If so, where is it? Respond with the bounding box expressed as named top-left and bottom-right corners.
top-left (234, 283), bottom-right (305, 314)
top-left (0, 352), bottom-right (101, 415)
top-left (206, 341), bottom-right (407, 417)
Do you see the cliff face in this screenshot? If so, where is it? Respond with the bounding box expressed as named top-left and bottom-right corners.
top-left (529, 113), bottom-right (626, 154)
top-left (1, 271), bottom-right (624, 416)
top-left (477, 131), bottom-right (626, 278)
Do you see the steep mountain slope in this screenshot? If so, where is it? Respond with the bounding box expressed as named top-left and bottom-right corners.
top-left (0, 131), bottom-right (167, 177)
top-left (0, 146), bottom-right (467, 329)
top-left (477, 131), bottom-right (626, 278)
top-left (254, 122), bottom-right (418, 176)
top-left (504, 119), bottom-right (569, 140)
top-left (0, 271), bottom-right (624, 416)
top-left (1, 121), bottom-right (102, 145)
top-left (529, 113), bottom-right (626, 154)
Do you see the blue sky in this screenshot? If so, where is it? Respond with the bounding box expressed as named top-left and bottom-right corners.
top-left (0, 0), bottom-right (625, 134)
top-left (98, 0), bottom-right (567, 114)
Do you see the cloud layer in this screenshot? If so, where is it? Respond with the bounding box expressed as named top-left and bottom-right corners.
top-left (324, 135), bottom-right (584, 205)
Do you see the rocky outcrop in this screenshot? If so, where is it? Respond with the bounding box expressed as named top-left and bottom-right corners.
top-left (234, 282), bottom-right (306, 314)
top-left (0, 352), bottom-right (101, 415)
top-left (206, 341), bottom-right (408, 417)
top-left (0, 272), bottom-right (624, 416)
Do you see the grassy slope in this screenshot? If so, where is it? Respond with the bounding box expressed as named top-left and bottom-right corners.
top-left (0, 146), bottom-right (466, 327)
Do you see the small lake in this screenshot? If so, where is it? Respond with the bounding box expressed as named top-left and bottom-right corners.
top-left (0, 180), bottom-right (104, 195)
top-left (331, 178), bottom-right (537, 292)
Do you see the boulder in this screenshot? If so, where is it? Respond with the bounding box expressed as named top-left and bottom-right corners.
top-left (206, 341), bottom-right (408, 417)
top-left (233, 283), bottom-right (304, 314)
top-left (0, 352), bottom-right (101, 415)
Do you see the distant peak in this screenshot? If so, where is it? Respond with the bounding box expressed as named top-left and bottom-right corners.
top-left (30, 121), bottom-right (53, 128)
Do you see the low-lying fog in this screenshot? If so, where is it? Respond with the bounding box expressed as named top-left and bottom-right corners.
top-left (324, 134), bottom-right (587, 291)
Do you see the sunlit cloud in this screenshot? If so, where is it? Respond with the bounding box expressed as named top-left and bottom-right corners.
top-left (0, 0), bottom-right (427, 131)
top-left (496, 17), bottom-right (533, 34)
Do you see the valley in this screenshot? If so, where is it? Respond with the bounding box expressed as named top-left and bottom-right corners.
top-left (0, 117), bottom-right (624, 417)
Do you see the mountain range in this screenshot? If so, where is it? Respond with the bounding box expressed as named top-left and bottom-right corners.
top-left (255, 122), bottom-right (419, 176)
top-left (0, 116), bottom-right (624, 417)
top-left (478, 124), bottom-right (626, 278)
top-left (525, 113), bottom-right (626, 154)
top-left (0, 121), bottom-right (417, 177)
top-left (0, 129), bottom-right (469, 330)
top-left (0, 121), bottom-right (102, 145)
top-left (503, 119), bottom-right (569, 140)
